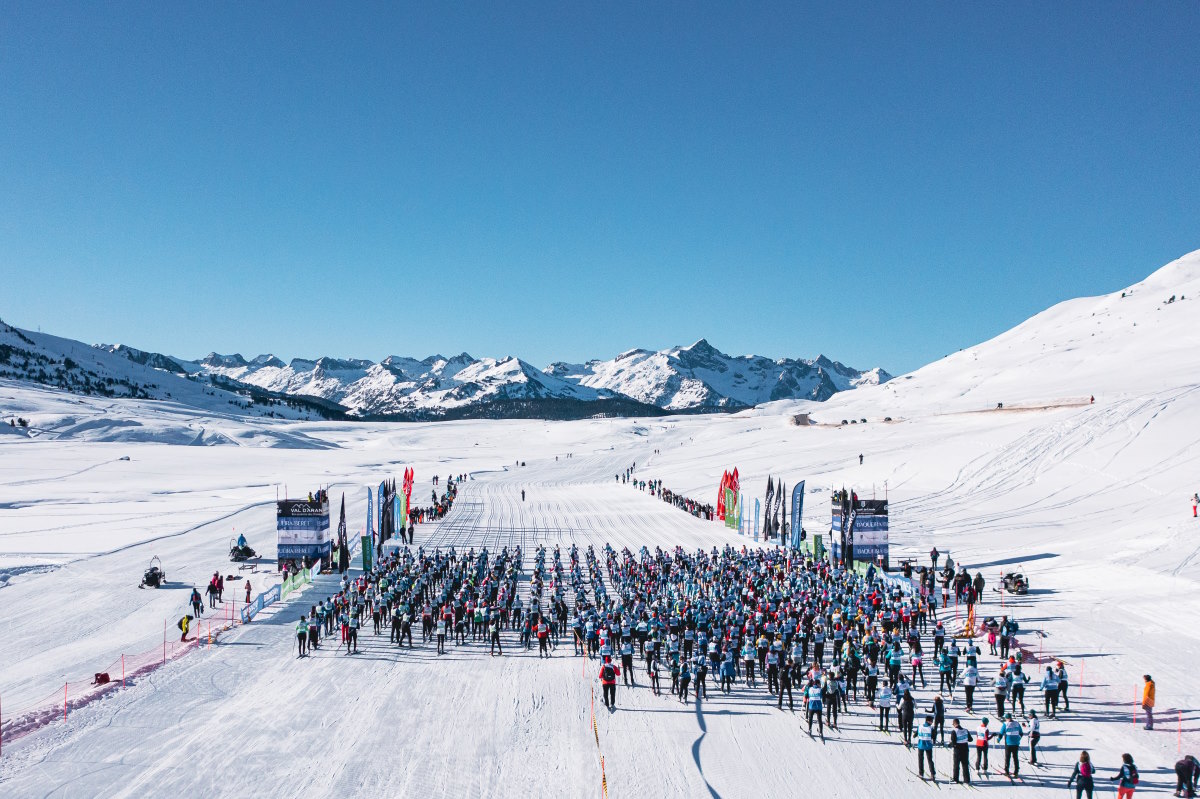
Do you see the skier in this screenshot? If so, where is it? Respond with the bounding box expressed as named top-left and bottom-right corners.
top-left (963, 662), bottom-right (978, 712)
top-left (521, 489), bottom-right (525, 502)
top-left (950, 718), bottom-right (973, 784)
top-left (599, 656), bottom-right (620, 710)
top-left (1109, 753), bottom-right (1139, 799)
top-left (620, 638), bottom-right (634, 682)
top-left (178, 614), bottom-right (193, 642)
top-left (859, 454), bottom-right (863, 465)
top-left (346, 611), bottom-right (359, 654)
top-left (1057, 661), bottom-right (1071, 711)
top-left (778, 658), bottom-right (794, 710)
top-left (1001, 713), bottom-right (1023, 778)
top-left (805, 680), bottom-right (825, 739)
top-left (1041, 666), bottom-right (1060, 717)
top-left (1068, 750), bottom-right (1096, 799)
top-left (898, 689), bottom-right (915, 746)
top-left (190, 587), bottom-right (203, 618)
top-left (295, 616), bottom-right (308, 656)
top-left (916, 714), bottom-right (937, 780)
top-left (975, 718), bottom-right (992, 775)
top-left (929, 694), bottom-right (946, 745)
top-left (877, 680), bottom-right (893, 731)
top-left (1028, 710), bottom-right (1041, 765)
top-left (490, 618), bottom-right (503, 656)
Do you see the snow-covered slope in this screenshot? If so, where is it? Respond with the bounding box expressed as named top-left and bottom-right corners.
top-left (810, 249), bottom-right (1200, 421)
top-left (1, 321), bottom-right (322, 421)
top-left (546, 339), bottom-right (890, 410)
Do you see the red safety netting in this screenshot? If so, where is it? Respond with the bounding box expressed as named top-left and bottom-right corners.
top-left (0, 598), bottom-right (245, 752)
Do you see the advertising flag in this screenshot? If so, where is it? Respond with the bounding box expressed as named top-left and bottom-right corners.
top-left (790, 481), bottom-right (805, 547)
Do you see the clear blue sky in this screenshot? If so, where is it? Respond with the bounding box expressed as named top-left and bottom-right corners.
top-left (2, 3), bottom-right (1197, 374)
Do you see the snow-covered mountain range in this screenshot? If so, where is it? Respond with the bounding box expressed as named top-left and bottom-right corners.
top-left (0, 322), bottom-right (888, 420)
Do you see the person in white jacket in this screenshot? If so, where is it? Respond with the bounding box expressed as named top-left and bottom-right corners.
top-left (878, 682), bottom-right (894, 731)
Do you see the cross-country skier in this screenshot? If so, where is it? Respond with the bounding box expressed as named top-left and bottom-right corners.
top-left (296, 616), bottom-right (308, 656)
top-left (1109, 753), bottom-right (1139, 799)
top-left (975, 718), bottom-right (992, 774)
top-left (1001, 712), bottom-right (1023, 778)
top-left (950, 718), bottom-right (973, 784)
top-left (600, 656), bottom-right (620, 710)
top-left (916, 714), bottom-right (937, 780)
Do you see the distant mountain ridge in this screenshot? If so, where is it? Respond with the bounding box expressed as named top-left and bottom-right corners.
top-left (1, 318), bottom-right (889, 420)
top-left (181, 338), bottom-right (889, 416)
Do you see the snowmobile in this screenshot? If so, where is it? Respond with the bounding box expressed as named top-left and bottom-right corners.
top-left (1000, 571), bottom-right (1029, 595)
top-left (229, 538), bottom-right (258, 562)
top-left (139, 556), bottom-right (165, 589)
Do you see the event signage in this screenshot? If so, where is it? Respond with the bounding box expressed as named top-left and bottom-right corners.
top-left (276, 499), bottom-right (331, 561)
top-left (831, 494), bottom-right (889, 565)
top-left (790, 481), bottom-right (805, 548)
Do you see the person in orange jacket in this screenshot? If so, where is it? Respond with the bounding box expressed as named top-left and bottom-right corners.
top-left (599, 655), bottom-right (621, 710)
top-left (1143, 675), bottom-right (1156, 730)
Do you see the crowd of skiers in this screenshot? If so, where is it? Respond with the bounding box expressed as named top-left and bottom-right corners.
top-left (618, 466), bottom-right (715, 520)
top-left (275, 469), bottom-right (1193, 794)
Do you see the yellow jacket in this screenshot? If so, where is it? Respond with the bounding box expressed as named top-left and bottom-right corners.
top-left (1142, 680), bottom-right (1155, 707)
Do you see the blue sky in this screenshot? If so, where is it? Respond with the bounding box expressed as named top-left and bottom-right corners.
top-left (2, 3), bottom-right (1197, 374)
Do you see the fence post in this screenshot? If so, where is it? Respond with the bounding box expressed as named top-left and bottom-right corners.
top-left (122, 654), bottom-right (126, 687)
top-left (63, 682), bottom-right (68, 721)
top-left (163, 619), bottom-right (167, 663)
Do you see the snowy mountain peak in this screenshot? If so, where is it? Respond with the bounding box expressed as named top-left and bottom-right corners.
top-left (202, 353), bottom-right (248, 369)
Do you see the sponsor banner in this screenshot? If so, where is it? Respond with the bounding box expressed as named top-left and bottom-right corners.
top-left (277, 499), bottom-right (330, 551)
top-left (790, 481), bottom-right (805, 548)
top-left (278, 540), bottom-right (332, 560)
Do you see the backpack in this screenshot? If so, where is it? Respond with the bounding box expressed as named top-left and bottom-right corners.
top-left (1128, 764), bottom-right (1139, 784)
top-left (1078, 761), bottom-right (1093, 778)
top-left (601, 665), bottom-right (615, 682)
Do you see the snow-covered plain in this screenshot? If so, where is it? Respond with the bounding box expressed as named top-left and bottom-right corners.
top-left (1, 251), bottom-right (1199, 798)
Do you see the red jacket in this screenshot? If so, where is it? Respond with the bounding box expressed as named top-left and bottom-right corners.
top-left (599, 663), bottom-right (621, 685)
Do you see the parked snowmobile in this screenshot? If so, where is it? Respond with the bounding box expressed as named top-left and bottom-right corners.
top-left (229, 538), bottom-right (258, 562)
top-left (139, 556), bottom-right (165, 589)
top-left (1000, 571), bottom-right (1029, 595)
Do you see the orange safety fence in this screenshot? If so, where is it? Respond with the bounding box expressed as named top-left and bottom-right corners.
top-left (0, 597), bottom-right (248, 753)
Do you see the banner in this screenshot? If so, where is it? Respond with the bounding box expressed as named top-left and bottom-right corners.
top-left (724, 488), bottom-right (739, 529)
top-left (754, 498), bottom-right (760, 542)
top-left (832, 492), bottom-right (889, 564)
top-left (762, 477), bottom-right (774, 540)
top-left (790, 481), bottom-right (805, 548)
top-left (361, 535), bottom-right (374, 572)
top-left (738, 491), bottom-right (746, 535)
top-left (393, 488), bottom-right (402, 541)
top-left (276, 499), bottom-right (331, 561)
top-left (366, 486), bottom-right (374, 541)
top-left (717, 471), bottom-right (728, 520)
top-left (378, 480), bottom-right (387, 534)
top-left (777, 480), bottom-right (785, 545)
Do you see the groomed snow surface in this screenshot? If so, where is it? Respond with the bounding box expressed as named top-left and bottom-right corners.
top-left (2, 250), bottom-right (1199, 797)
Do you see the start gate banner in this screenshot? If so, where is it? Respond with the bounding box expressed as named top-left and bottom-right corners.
top-left (276, 499), bottom-right (331, 560)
